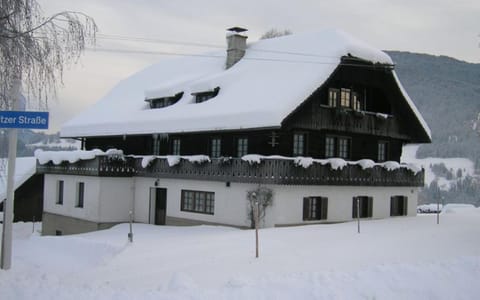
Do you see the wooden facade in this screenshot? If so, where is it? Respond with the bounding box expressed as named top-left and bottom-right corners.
top-left (82, 61), bottom-right (429, 163)
top-left (0, 174), bottom-right (44, 222)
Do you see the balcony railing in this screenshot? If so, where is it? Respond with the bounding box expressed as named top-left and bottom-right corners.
top-left (36, 156), bottom-right (136, 177)
top-left (37, 156), bottom-right (424, 186)
top-left (136, 157), bottom-right (424, 187)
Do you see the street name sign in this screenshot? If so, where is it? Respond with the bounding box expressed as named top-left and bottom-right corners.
top-left (0, 111), bottom-right (49, 129)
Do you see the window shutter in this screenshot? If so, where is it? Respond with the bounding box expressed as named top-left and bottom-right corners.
top-left (403, 196), bottom-right (408, 216)
top-left (352, 197), bottom-right (357, 219)
top-left (303, 197), bottom-right (309, 220)
top-left (390, 196), bottom-right (395, 216)
top-left (367, 197), bottom-right (373, 217)
top-left (321, 197), bottom-right (328, 220)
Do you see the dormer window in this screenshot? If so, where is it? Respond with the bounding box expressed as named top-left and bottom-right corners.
top-left (192, 87), bottom-right (220, 103)
top-left (145, 92), bottom-right (183, 109)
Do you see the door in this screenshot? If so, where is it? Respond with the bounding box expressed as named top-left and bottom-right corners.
top-left (149, 188), bottom-right (167, 225)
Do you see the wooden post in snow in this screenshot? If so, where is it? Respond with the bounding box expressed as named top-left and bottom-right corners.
top-left (252, 192), bottom-right (259, 258)
top-left (436, 194), bottom-right (440, 225)
top-left (357, 197), bottom-right (361, 234)
top-left (128, 210), bottom-right (133, 243)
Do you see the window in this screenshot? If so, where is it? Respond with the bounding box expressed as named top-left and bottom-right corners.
top-left (172, 139), bottom-right (181, 155)
top-left (76, 182), bottom-right (85, 208)
top-left (237, 138), bottom-right (248, 157)
top-left (352, 92), bottom-right (362, 111)
top-left (193, 87), bottom-right (220, 103)
top-left (325, 137), bottom-right (335, 158)
top-left (55, 230), bottom-right (63, 236)
top-left (303, 197), bottom-right (328, 220)
top-left (56, 180), bottom-right (64, 205)
top-left (390, 196), bottom-right (408, 216)
top-left (338, 137), bottom-right (350, 159)
top-left (146, 92), bottom-right (183, 109)
top-left (340, 88), bottom-right (351, 108)
top-left (181, 190), bottom-right (215, 215)
top-left (352, 196), bottom-right (373, 218)
top-left (293, 133), bottom-right (305, 156)
top-left (153, 136), bottom-right (161, 155)
top-left (328, 88), bottom-right (339, 107)
top-left (325, 136), bottom-right (351, 159)
top-left (378, 141), bottom-right (388, 162)
top-left (211, 138), bottom-right (221, 158)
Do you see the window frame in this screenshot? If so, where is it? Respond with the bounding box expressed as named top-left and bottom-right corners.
top-left (293, 132), bottom-right (306, 156)
top-left (337, 137), bottom-right (351, 159)
top-left (390, 195), bottom-right (408, 216)
top-left (328, 88), bottom-right (339, 107)
top-left (237, 137), bottom-right (248, 157)
top-left (172, 139), bottom-right (181, 155)
top-left (352, 91), bottom-right (362, 111)
top-left (325, 136), bottom-right (351, 159)
top-left (303, 196), bottom-right (328, 221)
top-left (56, 180), bottom-right (64, 205)
top-left (153, 136), bottom-right (161, 155)
top-left (340, 88), bottom-right (351, 108)
top-left (211, 138), bottom-right (222, 158)
top-left (147, 92), bottom-right (183, 109)
top-left (325, 136), bottom-right (336, 158)
top-left (181, 190), bottom-right (215, 215)
top-left (352, 196), bottom-right (373, 218)
top-left (193, 87), bottom-right (220, 104)
top-left (377, 141), bottom-right (388, 162)
top-left (76, 182), bottom-right (85, 208)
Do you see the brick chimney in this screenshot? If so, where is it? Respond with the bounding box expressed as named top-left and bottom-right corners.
top-left (226, 27), bottom-right (248, 69)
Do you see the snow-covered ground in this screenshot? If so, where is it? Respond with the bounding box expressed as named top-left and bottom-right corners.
top-left (401, 145), bottom-right (476, 190)
top-left (1, 206), bottom-right (479, 299)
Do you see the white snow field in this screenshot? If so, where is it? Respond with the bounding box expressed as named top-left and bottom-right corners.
top-left (401, 145), bottom-right (476, 190)
top-left (1, 206), bottom-right (480, 299)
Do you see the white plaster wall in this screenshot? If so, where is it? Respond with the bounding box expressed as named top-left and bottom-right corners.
top-left (133, 178), bottom-right (418, 227)
top-left (44, 174), bottom-right (101, 222)
top-left (134, 177), bottom-right (255, 227)
top-left (268, 185), bottom-right (418, 226)
top-left (133, 177), bottom-right (154, 224)
top-left (45, 174), bottom-right (419, 228)
top-left (98, 177), bottom-right (134, 222)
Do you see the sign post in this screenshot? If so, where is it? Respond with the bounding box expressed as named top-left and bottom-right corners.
top-left (1, 97), bottom-right (49, 270)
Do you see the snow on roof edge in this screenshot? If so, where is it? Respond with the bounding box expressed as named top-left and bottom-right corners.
top-left (0, 157), bottom-right (37, 202)
top-left (392, 71), bottom-right (432, 141)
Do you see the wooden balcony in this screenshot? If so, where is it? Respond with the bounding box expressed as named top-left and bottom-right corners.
top-left (288, 105), bottom-right (411, 140)
top-left (36, 156), bottom-right (136, 177)
top-left (136, 157), bottom-right (424, 187)
top-left (37, 156), bottom-right (424, 187)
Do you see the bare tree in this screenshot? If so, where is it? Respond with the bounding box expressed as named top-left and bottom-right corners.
top-left (246, 187), bottom-right (273, 228)
top-left (260, 28), bottom-right (292, 40)
top-left (0, 0), bottom-right (97, 111)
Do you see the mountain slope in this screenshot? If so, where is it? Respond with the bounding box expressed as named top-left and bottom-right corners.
top-left (387, 51), bottom-right (480, 170)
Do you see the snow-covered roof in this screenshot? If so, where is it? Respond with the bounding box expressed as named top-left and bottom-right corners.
top-left (0, 157), bottom-right (37, 202)
top-left (61, 29), bottom-right (428, 139)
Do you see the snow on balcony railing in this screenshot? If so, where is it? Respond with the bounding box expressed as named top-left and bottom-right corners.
top-left (35, 150), bottom-right (424, 185)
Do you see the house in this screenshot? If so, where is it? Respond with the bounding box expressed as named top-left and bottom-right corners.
top-left (0, 157), bottom-right (43, 223)
top-left (37, 28), bottom-right (431, 235)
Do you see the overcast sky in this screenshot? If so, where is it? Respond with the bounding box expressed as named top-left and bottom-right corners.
top-left (38, 0), bottom-right (480, 133)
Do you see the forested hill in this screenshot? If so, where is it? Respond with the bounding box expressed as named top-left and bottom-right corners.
top-left (387, 51), bottom-right (480, 170)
